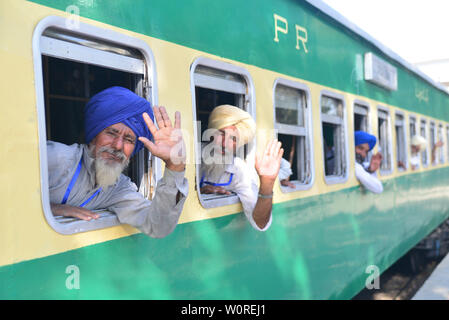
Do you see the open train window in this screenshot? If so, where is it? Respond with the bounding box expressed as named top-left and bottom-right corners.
top-left (430, 121), bottom-right (436, 165)
top-left (395, 112), bottom-right (407, 171)
top-left (33, 16), bottom-right (159, 234)
top-left (409, 115), bottom-right (417, 167)
top-left (320, 91), bottom-right (348, 184)
top-left (191, 57), bottom-right (255, 209)
top-left (446, 125), bottom-right (449, 163)
top-left (377, 107), bottom-right (393, 175)
top-left (420, 119), bottom-right (429, 167)
top-left (438, 124), bottom-right (445, 164)
top-left (354, 101), bottom-right (369, 132)
top-left (274, 79), bottom-right (313, 192)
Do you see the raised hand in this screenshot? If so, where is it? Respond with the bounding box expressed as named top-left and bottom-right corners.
top-left (255, 139), bottom-right (284, 185)
top-left (139, 106), bottom-right (186, 172)
top-left (369, 152), bottom-right (383, 172)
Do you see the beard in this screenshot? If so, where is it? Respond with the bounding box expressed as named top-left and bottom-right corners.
top-left (355, 152), bottom-right (366, 165)
top-left (89, 145), bottom-right (130, 189)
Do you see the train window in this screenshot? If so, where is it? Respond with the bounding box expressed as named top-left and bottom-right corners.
top-left (354, 102), bottom-right (369, 132)
top-left (274, 79), bottom-right (313, 191)
top-left (395, 113), bottom-right (407, 171)
top-left (33, 17), bottom-right (159, 234)
top-left (437, 124), bottom-right (444, 164)
top-left (377, 107), bottom-right (393, 174)
top-left (420, 119), bottom-right (429, 167)
top-left (320, 91), bottom-right (348, 184)
top-left (430, 121), bottom-right (436, 165)
top-left (446, 126), bottom-right (449, 163)
top-left (409, 115), bottom-right (417, 167)
top-left (191, 58), bottom-right (255, 209)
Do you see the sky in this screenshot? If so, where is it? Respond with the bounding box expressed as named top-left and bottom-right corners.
top-left (322, 0), bottom-right (449, 64)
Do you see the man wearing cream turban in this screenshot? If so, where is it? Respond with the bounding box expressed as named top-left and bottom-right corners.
top-left (410, 135), bottom-right (427, 170)
top-left (47, 86), bottom-right (188, 238)
top-left (409, 134), bottom-right (443, 170)
top-left (200, 105), bottom-right (284, 231)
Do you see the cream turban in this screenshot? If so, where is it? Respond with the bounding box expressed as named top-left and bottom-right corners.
top-left (411, 135), bottom-right (427, 152)
top-left (208, 105), bottom-right (256, 147)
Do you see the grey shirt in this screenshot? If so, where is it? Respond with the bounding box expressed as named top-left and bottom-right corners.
top-left (47, 141), bottom-right (188, 238)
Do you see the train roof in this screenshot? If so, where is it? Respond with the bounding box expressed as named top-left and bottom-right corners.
top-left (306, 0), bottom-right (449, 96)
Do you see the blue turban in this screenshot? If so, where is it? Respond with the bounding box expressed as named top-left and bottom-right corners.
top-left (354, 131), bottom-right (376, 151)
top-left (84, 86), bottom-right (154, 156)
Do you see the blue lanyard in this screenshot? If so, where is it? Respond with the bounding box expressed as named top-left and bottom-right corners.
top-left (200, 173), bottom-right (234, 188)
top-left (61, 156), bottom-right (102, 207)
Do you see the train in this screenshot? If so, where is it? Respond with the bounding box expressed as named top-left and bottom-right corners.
top-left (1, 0), bottom-right (449, 299)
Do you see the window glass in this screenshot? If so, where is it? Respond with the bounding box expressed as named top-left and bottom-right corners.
top-left (275, 85), bottom-right (304, 126)
top-left (438, 124), bottom-right (444, 164)
top-left (274, 82), bottom-right (312, 190)
top-left (377, 109), bottom-right (392, 173)
top-left (354, 104), bottom-right (368, 132)
top-left (446, 126), bottom-right (449, 162)
top-left (321, 96), bottom-right (343, 117)
top-left (420, 120), bottom-right (428, 167)
top-left (321, 94), bottom-right (346, 181)
top-left (430, 122), bottom-right (436, 165)
top-left (395, 113), bottom-right (407, 170)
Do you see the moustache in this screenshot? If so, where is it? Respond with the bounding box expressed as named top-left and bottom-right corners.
top-left (97, 146), bottom-right (127, 164)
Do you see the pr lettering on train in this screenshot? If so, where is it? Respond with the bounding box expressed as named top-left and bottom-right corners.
top-left (273, 13), bottom-right (309, 53)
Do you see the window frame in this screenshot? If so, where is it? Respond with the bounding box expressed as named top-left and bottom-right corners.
top-left (33, 16), bottom-right (160, 235)
top-left (376, 105), bottom-right (394, 175)
top-left (438, 123), bottom-right (445, 164)
top-left (353, 99), bottom-right (371, 133)
top-left (446, 125), bottom-right (449, 163)
top-left (190, 57), bottom-right (256, 209)
top-left (319, 90), bottom-right (349, 185)
top-left (394, 111), bottom-right (408, 171)
top-left (420, 118), bottom-right (429, 168)
top-left (429, 120), bottom-right (437, 166)
top-left (273, 78), bottom-right (314, 192)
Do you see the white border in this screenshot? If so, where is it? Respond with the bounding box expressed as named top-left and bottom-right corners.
top-left (33, 16), bottom-right (159, 234)
top-left (273, 78), bottom-right (314, 193)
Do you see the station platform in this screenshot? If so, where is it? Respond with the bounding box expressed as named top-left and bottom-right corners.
top-left (412, 253), bottom-right (449, 300)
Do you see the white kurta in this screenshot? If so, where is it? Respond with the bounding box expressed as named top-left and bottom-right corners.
top-left (354, 162), bottom-right (383, 194)
top-left (200, 157), bottom-right (272, 231)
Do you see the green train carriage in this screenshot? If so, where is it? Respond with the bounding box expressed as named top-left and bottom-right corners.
top-left (1, 0), bottom-right (449, 299)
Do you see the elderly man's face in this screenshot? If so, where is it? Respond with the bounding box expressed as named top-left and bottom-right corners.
top-left (91, 123), bottom-right (136, 163)
top-left (89, 123), bottom-right (136, 189)
top-left (411, 144), bottom-right (420, 154)
top-left (355, 143), bottom-right (370, 163)
top-left (213, 125), bottom-right (238, 155)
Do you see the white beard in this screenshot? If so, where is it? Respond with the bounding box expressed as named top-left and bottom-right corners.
top-left (89, 145), bottom-right (130, 189)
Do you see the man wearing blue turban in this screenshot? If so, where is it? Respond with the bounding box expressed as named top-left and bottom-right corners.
top-left (354, 131), bottom-right (383, 194)
top-left (47, 86), bottom-right (188, 238)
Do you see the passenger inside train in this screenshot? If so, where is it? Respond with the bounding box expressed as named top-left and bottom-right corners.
top-left (199, 105), bottom-right (284, 231)
top-left (354, 131), bottom-right (383, 194)
top-left (47, 86), bottom-right (188, 238)
top-left (408, 135), bottom-right (443, 170)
